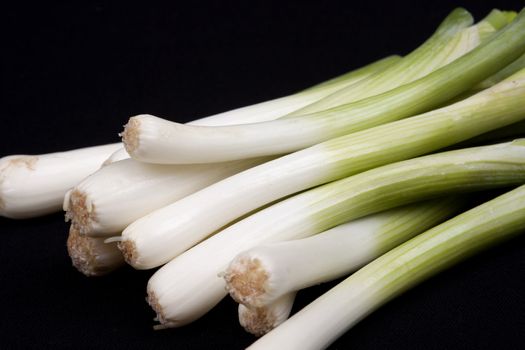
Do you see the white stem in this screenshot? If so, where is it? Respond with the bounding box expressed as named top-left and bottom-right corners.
top-left (65, 157), bottom-right (271, 237)
top-left (224, 198), bottom-right (461, 308)
top-left (0, 143), bottom-right (122, 218)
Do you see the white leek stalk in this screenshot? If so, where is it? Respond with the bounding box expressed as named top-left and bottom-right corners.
top-left (122, 9), bottom-right (521, 164)
top-left (235, 198), bottom-right (461, 335)
top-left (0, 143), bottom-right (122, 219)
top-left (146, 140), bottom-right (525, 327)
top-left (67, 225), bottom-right (124, 276)
top-left (238, 293), bottom-right (297, 337)
top-left (65, 157), bottom-right (270, 237)
top-left (224, 198), bottom-right (462, 309)
top-left (121, 69), bottom-right (525, 270)
top-left (248, 184), bottom-right (525, 350)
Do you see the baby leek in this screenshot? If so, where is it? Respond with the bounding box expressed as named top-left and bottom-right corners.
top-left (121, 9), bottom-right (523, 164)
top-left (65, 157), bottom-right (270, 236)
top-left (145, 140), bottom-right (525, 327)
top-left (224, 198), bottom-right (462, 309)
top-left (248, 184), bottom-right (525, 350)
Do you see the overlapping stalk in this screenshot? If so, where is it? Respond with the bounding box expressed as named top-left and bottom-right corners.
top-left (146, 140), bottom-right (525, 328)
top-left (121, 9), bottom-right (522, 164)
top-left (248, 184), bottom-right (525, 350)
top-left (223, 198), bottom-right (463, 309)
top-left (121, 69), bottom-right (525, 270)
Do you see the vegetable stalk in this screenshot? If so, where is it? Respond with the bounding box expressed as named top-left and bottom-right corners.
top-left (224, 198), bottom-right (463, 309)
top-left (65, 157), bottom-right (271, 236)
top-left (121, 9), bottom-right (524, 164)
top-left (146, 140), bottom-right (525, 327)
top-left (248, 184), bottom-right (525, 350)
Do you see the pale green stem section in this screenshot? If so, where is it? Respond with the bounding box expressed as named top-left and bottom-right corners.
top-left (123, 71), bottom-right (525, 270)
top-left (502, 10), bottom-right (518, 23)
top-left (475, 52), bottom-right (525, 90)
top-left (224, 198), bottom-right (463, 308)
top-left (483, 9), bottom-right (513, 27)
top-left (300, 55), bottom-right (401, 93)
top-left (313, 140), bottom-right (525, 231)
top-left (476, 9), bottom-right (515, 41)
top-left (248, 184), bottom-right (525, 350)
top-left (147, 141), bottom-right (525, 328)
top-left (285, 8), bottom-right (475, 116)
top-left (454, 119), bottom-right (525, 148)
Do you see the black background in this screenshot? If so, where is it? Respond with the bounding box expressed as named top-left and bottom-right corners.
top-left (1, 1), bottom-right (525, 349)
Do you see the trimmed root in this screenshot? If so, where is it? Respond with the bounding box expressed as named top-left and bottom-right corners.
top-left (223, 257), bottom-right (269, 305)
top-left (118, 239), bottom-right (137, 266)
top-left (65, 189), bottom-right (95, 235)
top-left (67, 226), bottom-right (124, 276)
top-left (147, 288), bottom-right (171, 329)
top-left (121, 117), bottom-right (141, 154)
top-left (239, 304), bottom-right (277, 337)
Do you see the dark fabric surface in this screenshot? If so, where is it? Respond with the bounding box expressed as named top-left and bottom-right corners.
top-left (1, 1), bottom-right (524, 349)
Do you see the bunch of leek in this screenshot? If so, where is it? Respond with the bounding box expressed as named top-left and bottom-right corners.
top-left (1, 7), bottom-right (525, 350)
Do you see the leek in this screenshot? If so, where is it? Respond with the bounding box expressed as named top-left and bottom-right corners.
top-left (65, 157), bottom-right (271, 236)
top-left (145, 140), bottom-right (525, 327)
top-left (121, 9), bottom-right (524, 164)
top-left (248, 185), bottom-right (525, 350)
top-left (224, 198), bottom-right (462, 309)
